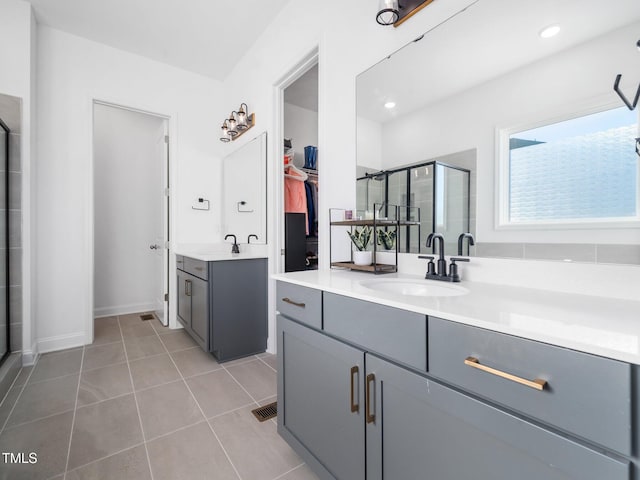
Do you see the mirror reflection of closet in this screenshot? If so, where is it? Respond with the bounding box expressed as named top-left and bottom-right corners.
top-left (283, 64), bottom-right (319, 272)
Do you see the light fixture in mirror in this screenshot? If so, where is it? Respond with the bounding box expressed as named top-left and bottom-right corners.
top-left (356, 0), bottom-right (640, 264)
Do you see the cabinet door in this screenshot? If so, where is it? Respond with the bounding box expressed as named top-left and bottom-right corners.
top-left (365, 354), bottom-right (630, 480)
top-left (176, 270), bottom-right (191, 327)
top-left (278, 316), bottom-right (365, 480)
top-left (190, 275), bottom-right (208, 346)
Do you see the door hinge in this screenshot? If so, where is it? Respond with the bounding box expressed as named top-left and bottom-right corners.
top-left (164, 293), bottom-right (169, 302)
top-left (164, 135), bottom-right (169, 144)
top-left (280, 248), bottom-right (285, 255)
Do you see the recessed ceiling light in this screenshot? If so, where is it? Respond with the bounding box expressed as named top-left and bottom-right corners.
top-left (539, 24), bottom-right (560, 39)
top-left (384, 101), bottom-right (396, 109)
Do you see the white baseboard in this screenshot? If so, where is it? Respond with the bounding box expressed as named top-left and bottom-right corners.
top-left (36, 332), bottom-right (86, 355)
top-left (21, 349), bottom-right (39, 367)
top-left (94, 302), bottom-right (157, 318)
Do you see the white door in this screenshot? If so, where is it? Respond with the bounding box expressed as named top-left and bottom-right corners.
top-left (153, 124), bottom-right (169, 326)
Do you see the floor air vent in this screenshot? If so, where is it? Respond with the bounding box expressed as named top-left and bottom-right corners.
top-left (140, 314), bottom-right (155, 321)
top-left (251, 402), bottom-right (277, 422)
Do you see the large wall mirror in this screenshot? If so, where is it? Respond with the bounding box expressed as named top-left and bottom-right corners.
top-left (356, 0), bottom-right (640, 264)
top-left (222, 132), bottom-right (267, 244)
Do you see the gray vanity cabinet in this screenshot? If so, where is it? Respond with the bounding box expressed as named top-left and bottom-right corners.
top-left (277, 316), bottom-right (365, 480)
top-left (176, 268), bottom-right (208, 349)
top-left (177, 256), bottom-right (267, 361)
top-left (365, 354), bottom-right (630, 480)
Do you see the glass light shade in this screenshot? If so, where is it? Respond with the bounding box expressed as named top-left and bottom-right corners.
top-left (228, 113), bottom-right (238, 137)
top-left (220, 122), bottom-right (231, 142)
top-left (236, 103), bottom-right (248, 130)
top-left (376, 0), bottom-right (399, 25)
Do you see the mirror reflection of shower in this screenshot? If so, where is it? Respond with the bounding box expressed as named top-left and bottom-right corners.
top-left (357, 170), bottom-right (387, 213)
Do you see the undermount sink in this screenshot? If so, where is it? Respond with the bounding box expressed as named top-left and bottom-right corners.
top-left (360, 278), bottom-right (469, 297)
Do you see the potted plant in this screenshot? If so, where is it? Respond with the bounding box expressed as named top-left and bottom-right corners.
top-left (376, 229), bottom-right (397, 265)
top-left (347, 226), bottom-right (373, 266)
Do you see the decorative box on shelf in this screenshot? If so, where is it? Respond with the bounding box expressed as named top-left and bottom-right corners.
top-left (329, 204), bottom-right (420, 274)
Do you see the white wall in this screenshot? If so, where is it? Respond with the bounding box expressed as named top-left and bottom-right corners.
top-left (218, 0), bottom-right (479, 351)
top-left (284, 102), bottom-right (318, 168)
top-left (36, 25), bottom-right (226, 352)
top-left (379, 22), bottom-right (640, 245)
top-left (93, 104), bottom-right (165, 317)
top-left (0, 0), bottom-right (37, 363)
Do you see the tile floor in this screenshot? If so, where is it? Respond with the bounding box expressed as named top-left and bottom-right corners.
top-left (0, 313), bottom-right (319, 480)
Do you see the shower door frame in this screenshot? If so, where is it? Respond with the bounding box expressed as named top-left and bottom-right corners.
top-left (0, 117), bottom-right (10, 367)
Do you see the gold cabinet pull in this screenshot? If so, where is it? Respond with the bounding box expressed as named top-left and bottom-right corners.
top-left (282, 297), bottom-right (305, 308)
top-left (350, 366), bottom-right (359, 413)
top-left (464, 356), bottom-right (547, 391)
top-left (365, 373), bottom-right (376, 423)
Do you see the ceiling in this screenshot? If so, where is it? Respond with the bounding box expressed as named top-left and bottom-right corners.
top-left (284, 64), bottom-right (319, 112)
top-left (27, 0), bottom-right (291, 81)
top-left (358, 0), bottom-right (640, 123)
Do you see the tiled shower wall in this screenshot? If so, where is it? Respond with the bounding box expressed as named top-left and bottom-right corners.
top-left (8, 129), bottom-right (21, 353)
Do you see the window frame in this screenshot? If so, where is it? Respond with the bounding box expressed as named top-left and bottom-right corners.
top-left (495, 99), bottom-right (640, 230)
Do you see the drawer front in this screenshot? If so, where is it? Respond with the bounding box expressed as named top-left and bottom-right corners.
top-left (429, 317), bottom-right (632, 455)
top-left (323, 293), bottom-right (427, 371)
top-left (182, 256), bottom-right (208, 280)
top-left (276, 282), bottom-right (322, 329)
top-left (176, 255), bottom-right (185, 271)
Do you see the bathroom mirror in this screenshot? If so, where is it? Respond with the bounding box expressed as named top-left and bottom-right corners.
top-left (222, 131), bottom-right (267, 244)
top-left (356, 0), bottom-right (640, 263)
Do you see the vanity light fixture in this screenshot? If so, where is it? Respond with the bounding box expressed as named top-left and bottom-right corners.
top-left (376, 0), bottom-right (399, 25)
top-left (219, 103), bottom-right (256, 142)
top-left (384, 101), bottom-right (396, 109)
top-left (376, 0), bottom-right (436, 28)
top-left (539, 24), bottom-right (560, 39)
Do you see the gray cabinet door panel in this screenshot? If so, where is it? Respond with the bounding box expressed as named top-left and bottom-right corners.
top-left (278, 316), bottom-right (365, 480)
top-left (276, 281), bottom-right (322, 329)
top-left (176, 270), bottom-right (191, 328)
top-left (429, 317), bottom-right (632, 455)
top-left (366, 354), bottom-right (630, 480)
top-left (190, 274), bottom-right (208, 347)
top-left (323, 293), bottom-right (427, 371)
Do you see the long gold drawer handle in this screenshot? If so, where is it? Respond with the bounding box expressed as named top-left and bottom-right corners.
top-left (464, 357), bottom-right (547, 391)
top-left (282, 298), bottom-right (306, 308)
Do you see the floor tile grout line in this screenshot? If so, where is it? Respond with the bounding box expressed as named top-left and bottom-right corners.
top-left (271, 463), bottom-right (307, 480)
top-left (23, 369), bottom-right (82, 387)
top-left (221, 362), bottom-right (263, 406)
top-left (80, 359), bottom-right (129, 374)
top-left (152, 324), bottom-right (243, 480)
top-left (62, 346), bottom-right (86, 480)
top-left (205, 401), bottom-right (261, 422)
top-left (256, 355), bottom-right (277, 374)
top-left (2, 406), bottom-right (78, 432)
top-left (63, 440), bottom-right (147, 475)
top-left (116, 315), bottom-right (156, 480)
top-left (0, 355), bottom-right (40, 435)
top-left (84, 339), bottom-right (124, 349)
top-left (0, 363), bottom-right (26, 406)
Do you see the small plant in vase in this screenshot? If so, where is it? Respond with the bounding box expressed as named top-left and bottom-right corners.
top-left (376, 229), bottom-right (397, 265)
top-left (347, 226), bottom-right (373, 266)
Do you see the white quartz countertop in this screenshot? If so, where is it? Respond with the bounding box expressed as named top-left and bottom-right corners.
top-left (175, 250), bottom-right (267, 262)
top-left (273, 270), bottom-right (640, 365)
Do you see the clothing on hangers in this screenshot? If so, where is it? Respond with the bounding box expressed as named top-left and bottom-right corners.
top-left (284, 164), bottom-right (309, 234)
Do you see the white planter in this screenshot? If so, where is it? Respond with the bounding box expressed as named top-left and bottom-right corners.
top-left (375, 250), bottom-right (396, 266)
top-left (353, 250), bottom-right (372, 266)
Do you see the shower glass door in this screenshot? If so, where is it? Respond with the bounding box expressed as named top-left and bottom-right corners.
top-left (0, 119), bottom-right (8, 365)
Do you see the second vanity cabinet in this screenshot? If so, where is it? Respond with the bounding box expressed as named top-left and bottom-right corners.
top-left (276, 281), bottom-right (636, 480)
top-left (177, 255), bottom-right (267, 361)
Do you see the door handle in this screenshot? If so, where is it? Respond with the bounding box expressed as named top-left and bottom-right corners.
top-left (282, 298), bottom-right (305, 308)
top-left (365, 373), bottom-right (375, 424)
top-left (149, 244), bottom-right (161, 250)
top-left (350, 366), bottom-right (359, 413)
top-left (464, 357), bottom-right (547, 391)
top-left (185, 279), bottom-right (192, 297)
